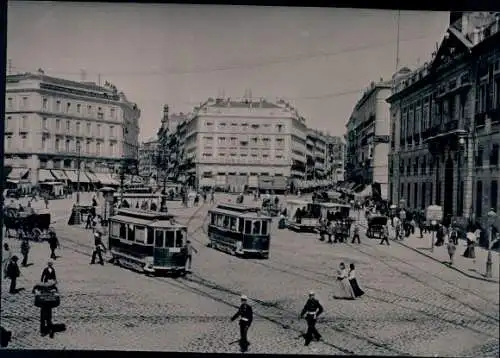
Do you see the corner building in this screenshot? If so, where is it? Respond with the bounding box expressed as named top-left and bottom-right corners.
top-left (387, 12), bottom-right (500, 226)
top-left (181, 97), bottom-right (308, 191)
top-left (5, 71), bottom-right (140, 186)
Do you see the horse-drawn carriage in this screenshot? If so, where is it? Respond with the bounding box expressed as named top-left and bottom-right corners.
top-left (366, 215), bottom-right (388, 239)
top-left (3, 208), bottom-right (53, 241)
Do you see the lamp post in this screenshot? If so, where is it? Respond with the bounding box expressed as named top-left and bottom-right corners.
top-left (486, 209), bottom-right (497, 278)
top-left (76, 141), bottom-right (81, 206)
top-left (458, 137), bottom-right (465, 218)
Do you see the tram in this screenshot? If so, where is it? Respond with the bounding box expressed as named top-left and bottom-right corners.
top-left (286, 199), bottom-right (317, 232)
top-left (108, 208), bottom-right (188, 275)
top-left (207, 203), bottom-right (272, 259)
top-left (113, 192), bottom-right (165, 210)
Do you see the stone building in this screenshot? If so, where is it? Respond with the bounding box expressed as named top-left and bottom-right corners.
top-left (387, 12), bottom-right (500, 225)
top-left (5, 70), bottom-right (140, 187)
top-left (345, 79), bottom-right (392, 199)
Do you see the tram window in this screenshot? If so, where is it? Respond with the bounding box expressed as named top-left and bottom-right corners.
top-left (111, 222), bottom-right (120, 237)
top-left (238, 218), bottom-right (244, 233)
top-left (252, 221), bottom-right (261, 235)
top-left (119, 223), bottom-right (127, 239)
top-left (135, 226), bottom-right (146, 243)
top-left (223, 216), bottom-right (229, 228)
top-left (147, 228), bottom-right (154, 245)
top-left (155, 230), bottom-right (164, 247)
top-left (244, 220), bottom-right (252, 234)
top-left (211, 214), bottom-right (216, 225)
top-left (230, 217), bottom-right (237, 231)
top-left (216, 215), bottom-right (224, 226)
top-left (127, 225), bottom-right (135, 241)
top-left (175, 229), bottom-right (185, 247)
top-left (165, 230), bottom-right (175, 247)
top-left (261, 221), bottom-right (268, 235)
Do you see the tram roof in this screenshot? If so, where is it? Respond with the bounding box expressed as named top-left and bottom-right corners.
top-left (317, 202), bottom-right (350, 208)
top-left (215, 203), bottom-right (261, 213)
top-left (116, 208), bottom-right (175, 220)
top-left (209, 207), bottom-right (272, 220)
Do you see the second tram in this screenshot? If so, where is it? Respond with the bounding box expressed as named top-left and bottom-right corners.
top-left (207, 203), bottom-right (272, 259)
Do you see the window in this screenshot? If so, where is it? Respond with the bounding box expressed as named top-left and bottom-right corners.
top-left (119, 223), bottom-right (127, 239)
top-left (87, 122), bottom-right (91, 134)
top-left (22, 96), bottom-right (28, 109)
top-left (97, 107), bottom-right (103, 119)
top-left (85, 140), bottom-right (90, 154)
top-left (110, 143), bottom-right (114, 156)
top-left (42, 117), bottom-right (48, 130)
top-left (6, 136), bottom-right (12, 150)
top-left (252, 221), bottom-right (261, 235)
top-left (6, 116), bottom-right (12, 131)
top-left (261, 221), bottom-right (268, 235)
top-left (42, 98), bottom-right (48, 110)
top-left (21, 116), bottom-right (27, 130)
top-left (110, 107), bottom-right (115, 119)
top-left (127, 225), bottom-right (135, 241)
top-left (65, 140), bottom-right (70, 152)
top-left (56, 100), bottom-right (61, 112)
top-left (76, 103), bottom-right (81, 113)
top-left (147, 228), bottom-right (154, 245)
top-left (20, 134), bottom-right (27, 148)
top-left (421, 182), bottom-right (426, 209)
top-left (244, 220), bottom-right (252, 234)
top-left (66, 120), bottom-right (71, 131)
top-left (55, 139), bottom-right (60, 151)
top-left (42, 137), bottom-right (47, 151)
top-left (135, 226), bottom-right (146, 243)
top-left (66, 102), bottom-right (71, 113)
top-left (111, 222), bottom-right (120, 237)
top-left (490, 144), bottom-right (499, 166)
top-left (238, 219), bottom-right (244, 232)
top-left (76, 122), bottom-right (80, 134)
top-left (175, 230), bottom-right (185, 247)
top-left (96, 142), bottom-right (101, 155)
top-left (87, 105), bottom-right (92, 115)
top-left (97, 124), bottom-right (101, 136)
top-left (165, 231), bottom-right (175, 247)
top-left (7, 97), bottom-right (13, 109)
top-left (492, 180), bottom-right (498, 211)
top-left (110, 125), bottom-right (115, 137)
top-left (476, 181), bottom-right (483, 218)
top-left (56, 119), bottom-right (60, 131)
top-left (476, 147), bottom-right (484, 167)
top-left (276, 124), bottom-right (283, 132)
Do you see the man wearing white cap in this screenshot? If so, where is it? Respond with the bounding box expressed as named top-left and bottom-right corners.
top-left (299, 291), bottom-right (323, 346)
top-left (231, 294), bottom-right (253, 352)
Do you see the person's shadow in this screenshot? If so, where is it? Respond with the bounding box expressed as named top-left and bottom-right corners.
top-left (12, 288), bottom-right (26, 294)
top-left (22, 263), bottom-right (34, 268)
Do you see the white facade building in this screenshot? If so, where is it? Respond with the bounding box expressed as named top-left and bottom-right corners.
top-left (5, 71), bottom-right (140, 186)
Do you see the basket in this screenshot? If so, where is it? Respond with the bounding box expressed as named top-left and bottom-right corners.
top-left (34, 292), bottom-right (60, 308)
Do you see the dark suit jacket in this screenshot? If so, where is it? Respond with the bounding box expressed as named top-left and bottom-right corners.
top-left (41, 267), bottom-right (57, 283)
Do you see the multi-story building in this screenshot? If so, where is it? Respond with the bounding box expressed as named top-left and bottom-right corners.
top-left (305, 129), bottom-right (328, 180)
top-left (345, 79), bottom-right (392, 199)
top-left (326, 135), bottom-right (345, 182)
top-left (5, 70), bottom-right (140, 186)
top-left (138, 139), bottom-right (159, 178)
top-left (387, 12), bottom-right (500, 226)
top-left (178, 97), bottom-right (308, 191)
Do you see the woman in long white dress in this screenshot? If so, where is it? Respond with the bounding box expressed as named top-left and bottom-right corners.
top-left (336, 262), bottom-right (355, 299)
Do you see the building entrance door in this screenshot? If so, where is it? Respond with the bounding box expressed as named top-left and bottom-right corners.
top-left (444, 157), bottom-right (454, 216)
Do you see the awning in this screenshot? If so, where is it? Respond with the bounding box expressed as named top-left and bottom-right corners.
top-left (94, 173), bottom-right (120, 186)
top-left (8, 168), bottom-right (30, 180)
top-left (64, 170), bottom-right (91, 183)
top-left (355, 186), bottom-right (372, 198)
top-left (85, 172), bottom-right (98, 183)
top-left (50, 170), bottom-right (68, 181)
top-left (39, 169), bottom-right (55, 182)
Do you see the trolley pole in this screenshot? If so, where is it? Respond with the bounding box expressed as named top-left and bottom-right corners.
top-left (119, 161), bottom-right (125, 206)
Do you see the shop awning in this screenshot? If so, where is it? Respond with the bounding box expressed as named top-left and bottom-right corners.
top-left (64, 170), bottom-right (91, 183)
top-left (94, 173), bottom-right (120, 186)
top-left (8, 168), bottom-right (30, 180)
top-left (85, 172), bottom-right (98, 183)
top-left (39, 169), bottom-right (56, 182)
top-left (50, 170), bottom-right (68, 181)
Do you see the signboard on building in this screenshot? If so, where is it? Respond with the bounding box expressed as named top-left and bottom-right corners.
top-left (373, 135), bottom-right (390, 143)
top-left (426, 205), bottom-right (443, 222)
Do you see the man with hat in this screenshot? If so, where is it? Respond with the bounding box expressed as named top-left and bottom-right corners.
top-left (41, 260), bottom-right (57, 284)
top-left (299, 291), bottom-right (323, 346)
top-left (91, 231), bottom-right (105, 265)
top-left (5, 256), bottom-right (21, 294)
top-left (231, 294), bottom-right (253, 352)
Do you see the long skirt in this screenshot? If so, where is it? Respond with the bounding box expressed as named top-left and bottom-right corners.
top-left (337, 278), bottom-right (355, 299)
top-left (463, 244), bottom-right (476, 259)
top-left (349, 278), bottom-right (365, 297)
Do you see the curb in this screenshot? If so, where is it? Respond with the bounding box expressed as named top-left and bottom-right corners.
top-left (391, 238), bottom-right (500, 284)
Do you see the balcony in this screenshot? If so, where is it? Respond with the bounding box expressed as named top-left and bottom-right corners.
top-left (425, 120), bottom-right (467, 154)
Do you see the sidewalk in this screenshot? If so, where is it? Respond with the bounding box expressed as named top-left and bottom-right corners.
top-left (393, 231), bottom-right (500, 283)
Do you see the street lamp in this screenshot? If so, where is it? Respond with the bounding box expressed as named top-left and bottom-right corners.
top-left (486, 209), bottom-right (497, 278)
top-left (458, 137), bottom-right (466, 217)
top-left (76, 141), bottom-right (81, 206)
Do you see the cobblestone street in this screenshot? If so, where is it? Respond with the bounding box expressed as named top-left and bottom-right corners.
top-left (2, 195), bottom-right (499, 356)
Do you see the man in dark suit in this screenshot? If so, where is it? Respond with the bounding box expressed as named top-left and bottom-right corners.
top-left (300, 291), bottom-right (324, 346)
top-left (41, 261), bottom-right (57, 283)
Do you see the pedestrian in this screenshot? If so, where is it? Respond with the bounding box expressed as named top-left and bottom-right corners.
top-left (184, 240), bottom-right (198, 271)
top-left (44, 196), bottom-right (49, 209)
top-left (41, 261), bottom-right (57, 284)
top-left (33, 283), bottom-right (58, 338)
top-left (90, 231), bottom-right (105, 265)
top-left (5, 256), bottom-right (21, 294)
top-left (327, 220), bottom-right (334, 243)
top-left (447, 239), bottom-right (457, 265)
top-left (379, 225), bottom-right (390, 245)
top-left (348, 263), bottom-right (365, 298)
top-left (21, 237), bottom-right (30, 267)
top-left (449, 226), bottom-right (459, 246)
top-left (336, 262), bottom-right (355, 299)
top-left (351, 223), bottom-right (361, 244)
top-left (463, 231), bottom-right (477, 260)
top-left (231, 295), bottom-right (253, 352)
top-left (85, 212), bottom-right (93, 230)
top-left (210, 191), bottom-right (215, 204)
top-left (47, 231), bottom-right (60, 260)
top-left (299, 291), bottom-right (323, 346)
top-left (2, 243), bottom-right (13, 274)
